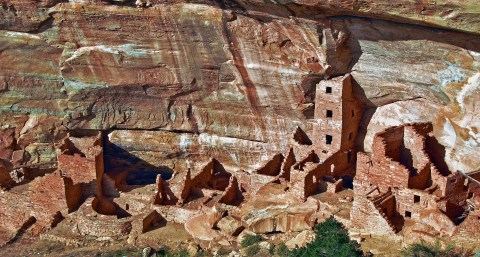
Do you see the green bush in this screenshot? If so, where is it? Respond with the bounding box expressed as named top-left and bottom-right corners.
top-left (240, 234), bottom-right (264, 248)
top-left (215, 247), bottom-right (231, 256)
top-left (154, 246), bottom-right (190, 257)
top-left (287, 217), bottom-right (365, 257)
top-left (268, 244), bottom-right (275, 255)
top-left (95, 248), bottom-right (143, 257)
top-left (401, 241), bottom-right (474, 257)
top-left (276, 243), bottom-right (289, 257)
top-left (244, 244), bottom-right (261, 257)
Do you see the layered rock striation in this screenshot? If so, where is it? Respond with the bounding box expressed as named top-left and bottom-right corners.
top-left (0, 0), bottom-right (479, 255)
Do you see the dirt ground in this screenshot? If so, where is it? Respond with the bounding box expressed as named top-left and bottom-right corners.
top-left (0, 220), bottom-right (193, 257)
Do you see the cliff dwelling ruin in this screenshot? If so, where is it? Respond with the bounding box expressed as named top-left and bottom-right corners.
top-left (1, 1), bottom-right (480, 253)
top-left (1, 71), bottom-right (478, 255)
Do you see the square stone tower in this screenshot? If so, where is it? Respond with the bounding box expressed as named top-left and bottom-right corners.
top-left (313, 74), bottom-right (361, 162)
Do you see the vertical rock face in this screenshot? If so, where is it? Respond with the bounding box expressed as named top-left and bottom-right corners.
top-left (0, 1), bottom-right (478, 172)
top-left (343, 17), bottom-right (480, 171)
top-left (0, 0), bottom-right (479, 254)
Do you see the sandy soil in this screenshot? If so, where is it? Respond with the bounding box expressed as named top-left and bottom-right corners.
top-left (0, 220), bottom-right (193, 257)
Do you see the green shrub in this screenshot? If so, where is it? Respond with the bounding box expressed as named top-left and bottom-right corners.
top-left (288, 217), bottom-right (364, 257)
top-left (240, 234), bottom-right (264, 248)
top-left (276, 243), bottom-right (289, 257)
top-left (244, 244), bottom-right (261, 257)
top-left (268, 244), bottom-right (275, 255)
top-left (154, 246), bottom-right (190, 257)
top-left (401, 240), bottom-right (474, 257)
top-left (215, 247), bottom-right (231, 256)
top-left (96, 248), bottom-right (142, 257)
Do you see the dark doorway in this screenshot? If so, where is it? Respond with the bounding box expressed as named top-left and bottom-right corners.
top-left (326, 135), bottom-right (333, 145)
top-left (414, 195), bottom-right (420, 203)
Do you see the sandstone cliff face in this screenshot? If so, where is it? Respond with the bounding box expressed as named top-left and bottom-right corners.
top-left (1, 1), bottom-right (480, 254)
top-left (1, 0), bottom-right (478, 172)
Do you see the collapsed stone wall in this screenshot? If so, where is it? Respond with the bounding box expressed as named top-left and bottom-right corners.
top-left (350, 193), bottom-right (397, 236)
top-left (75, 199), bottom-right (132, 237)
top-left (352, 122), bottom-right (479, 241)
top-left (218, 176), bottom-right (243, 206)
top-left (0, 169), bottom-right (71, 246)
top-left (0, 131), bottom-right (111, 246)
top-left (454, 195), bottom-right (480, 238)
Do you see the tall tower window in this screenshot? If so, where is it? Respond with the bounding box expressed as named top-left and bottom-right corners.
top-left (326, 110), bottom-right (333, 118)
top-left (326, 135), bottom-right (333, 145)
top-left (351, 110), bottom-right (355, 117)
top-left (326, 86), bottom-right (332, 94)
top-left (414, 195), bottom-right (420, 203)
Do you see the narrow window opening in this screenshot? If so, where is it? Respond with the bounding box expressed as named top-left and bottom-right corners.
top-left (326, 135), bottom-right (333, 145)
top-left (326, 110), bottom-right (333, 118)
top-left (351, 110), bottom-right (355, 117)
top-left (126, 204), bottom-right (130, 211)
top-left (348, 132), bottom-right (352, 141)
top-left (405, 211), bottom-right (412, 218)
top-left (414, 195), bottom-right (420, 203)
top-left (347, 151), bottom-right (352, 162)
top-left (326, 86), bottom-right (332, 94)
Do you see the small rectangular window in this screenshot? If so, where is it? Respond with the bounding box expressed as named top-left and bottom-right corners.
top-left (326, 110), bottom-right (333, 118)
top-left (348, 132), bottom-right (352, 141)
top-left (405, 211), bottom-right (412, 218)
top-left (326, 86), bottom-right (332, 94)
top-left (414, 195), bottom-right (420, 203)
top-left (326, 135), bottom-right (332, 145)
top-left (351, 110), bottom-right (355, 117)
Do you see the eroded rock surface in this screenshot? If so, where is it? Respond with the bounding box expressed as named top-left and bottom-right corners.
top-left (0, 0), bottom-right (479, 255)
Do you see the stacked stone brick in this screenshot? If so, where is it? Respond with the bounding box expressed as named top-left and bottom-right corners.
top-left (351, 123), bottom-right (480, 240)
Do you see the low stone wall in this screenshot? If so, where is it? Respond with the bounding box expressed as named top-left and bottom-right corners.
top-left (74, 199), bottom-right (132, 237)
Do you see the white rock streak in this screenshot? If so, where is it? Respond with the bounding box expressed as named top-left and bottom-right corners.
top-left (456, 72), bottom-right (480, 111)
top-left (65, 44), bottom-right (159, 63)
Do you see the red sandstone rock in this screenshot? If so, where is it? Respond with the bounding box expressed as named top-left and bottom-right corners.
top-left (418, 209), bottom-right (456, 236)
top-left (184, 209), bottom-right (224, 242)
top-left (0, 0), bottom-right (479, 254)
top-left (216, 216), bottom-right (243, 237)
top-left (0, 128), bottom-right (15, 159)
top-left (0, 160), bottom-right (14, 188)
top-left (285, 230), bottom-right (315, 250)
top-left (240, 184), bottom-right (318, 233)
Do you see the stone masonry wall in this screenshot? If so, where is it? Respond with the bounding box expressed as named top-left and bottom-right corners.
top-left (350, 194), bottom-right (396, 236)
